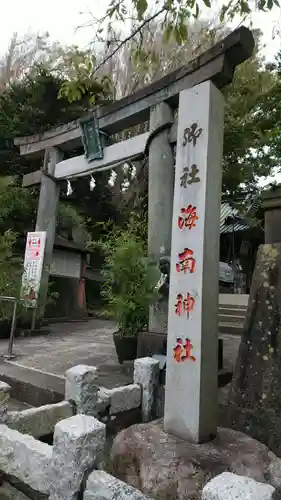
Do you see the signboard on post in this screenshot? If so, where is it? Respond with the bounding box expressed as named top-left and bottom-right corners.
top-left (164, 81), bottom-right (224, 443)
top-left (50, 250), bottom-right (82, 279)
top-left (20, 231), bottom-right (46, 308)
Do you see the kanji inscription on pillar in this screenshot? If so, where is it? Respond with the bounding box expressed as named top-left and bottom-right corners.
top-left (173, 337), bottom-right (196, 362)
top-left (178, 205), bottom-right (198, 230)
top-left (164, 81), bottom-right (224, 443)
top-left (175, 293), bottom-right (196, 318)
top-left (180, 165), bottom-right (200, 187)
top-left (182, 123), bottom-right (203, 147)
top-left (176, 248), bottom-right (196, 274)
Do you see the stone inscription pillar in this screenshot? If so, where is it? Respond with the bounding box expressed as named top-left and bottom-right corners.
top-left (164, 81), bottom-right (224, 443)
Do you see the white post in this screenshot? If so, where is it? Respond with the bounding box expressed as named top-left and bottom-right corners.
top-left (164, 81), bottom-right (224, 443)
top-left (134, 357), bottom-right (160, 422)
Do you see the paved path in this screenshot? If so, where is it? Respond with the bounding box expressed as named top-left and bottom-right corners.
top-left (0, 319), bottom-right (241, 392)
top-left (0, 319), bottom-right (133, 389)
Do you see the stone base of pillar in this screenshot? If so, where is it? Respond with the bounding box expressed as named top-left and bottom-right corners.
top-left (110, 421), bottom-right (281, 500)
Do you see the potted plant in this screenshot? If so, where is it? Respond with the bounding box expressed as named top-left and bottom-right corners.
top-left (101, 221), bottom-right (158, 364)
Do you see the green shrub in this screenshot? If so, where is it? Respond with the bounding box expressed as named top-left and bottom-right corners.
top-left (0, 230), bottom-right (22, 320)
top-left (99, 217), bottom-right (158, 336)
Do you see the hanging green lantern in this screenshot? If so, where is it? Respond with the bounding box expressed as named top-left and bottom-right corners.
top-left (79, 115), bottom-right (108, 163)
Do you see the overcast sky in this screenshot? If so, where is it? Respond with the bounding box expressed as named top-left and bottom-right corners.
top-left (0, 0), bottom-right (280, 61)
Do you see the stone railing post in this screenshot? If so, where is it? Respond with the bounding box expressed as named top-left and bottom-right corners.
top-left (65, 365), bottom-right (99, 415)
top-left (0, 382), bottom-right (11, 424)
top-left (134, 357), bottom-right (160, 422)
top-left (49, 414), bottom-right (106, 500)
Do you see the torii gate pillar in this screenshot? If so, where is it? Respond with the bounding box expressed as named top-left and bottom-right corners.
top-left (148, 102), bottom-right (174, 334)
top-left (35, 147), bottom-right (63, 321)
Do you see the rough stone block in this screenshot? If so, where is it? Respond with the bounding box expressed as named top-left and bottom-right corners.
top-left (85, 470), bottom-right (153, 500)
top-left (65, 364), bottom-right (99, 415)
top-left (49, 414), bottom-right (106, 500)
top-left (111, 422), bottom-right (281, 500)
top-left (228, 244), bottom-right (281, 455)
top-left (202, 472), bottom-right (275, 500)
top-left (107, 384), bottom-right (141, 415)
top-left (96, 388), bottom-right (111, 415)
top-left (0, 423), bottom-right (52, 494)
top-left (134, 357), bottom-right (159, 422)
top-left (7, 401), bottom-right (74, 437)
top-left (0, 382), bottom-right (11, 424)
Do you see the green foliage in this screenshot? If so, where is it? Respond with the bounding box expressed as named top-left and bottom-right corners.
top-left (0, 67), bottom-right (93, 179)
top-left (97, 216), bottom-right (158, 336)
top-left (0, 177), bottom-right (37, 235)
top-left (62, 173), bottom-right (120, 241)
top-left (56, 47), bottom-right (112, 104)
top-left (0, 230), bottom-right (22, 320)
top-left (57, 202), bottom-right (90, 241)
top-left (0, 67), bottom-right (91, 138)
top-left (0, 41), bottom-right (118, 323)
top-left (0, 61), bottom-right (116, 237)
top-left (252, 50), bottom-right (281, 179)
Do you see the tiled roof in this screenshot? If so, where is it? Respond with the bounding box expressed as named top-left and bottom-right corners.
top-left (220, 199), bottom-right (261, 234)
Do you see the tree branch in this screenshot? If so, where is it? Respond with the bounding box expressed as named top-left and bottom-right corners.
top-left (91, 6), bottom-right (167, 76)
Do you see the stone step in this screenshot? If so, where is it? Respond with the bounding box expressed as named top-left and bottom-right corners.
top-left (0, 361), bottom-right (64, 407)
top-left (219, 310), bottom-right (247, 319)
top-left (219, 294), bottom-right (249, 307)
top-left (8, 398), bottom-right (32, 411)
top-left (219, 322), bottom-right (243, 336)
top-left (219, 305), bottom-right (247, 314)
top-left (218, 313), bottom-right (245, 325)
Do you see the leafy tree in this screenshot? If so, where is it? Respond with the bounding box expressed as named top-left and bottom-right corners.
top-left (0, 54), bottom-right (118, 245)
top-left (250, 51), bottom-right (281, 179)
top-left (221, 34), bottom-right (276, 198)
top-left (72, 0), bottom-right (277, 79)
top-left (0, 229), bottom-right (22, 322)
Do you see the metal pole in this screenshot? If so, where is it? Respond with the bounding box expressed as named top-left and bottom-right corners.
top-left (31, 306), bottom-right (37, 331)
top-left (4, 299), bottom-right (17, 360)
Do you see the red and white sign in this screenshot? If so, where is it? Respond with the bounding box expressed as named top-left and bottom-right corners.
top-left (21, 231), bottom-right (46, 308)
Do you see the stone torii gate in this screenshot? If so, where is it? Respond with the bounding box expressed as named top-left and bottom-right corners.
top-left (18, 27), bottom-right (254, 443)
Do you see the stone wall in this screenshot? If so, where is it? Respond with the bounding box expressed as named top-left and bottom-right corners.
top-left (0, 406), bottom-right (277, 500)
top-left (64, 358), bottom-right (160, 425)
top-left (7, 401), bottom-right (74, 437)
top-left (0, 358), bottom-right (161, 499)
top-left (0, 414), bottom-right (152, 500)
top-left (0, 359), bottom-right (279, 500)
top-left (0, 423), bottom-right (52, 495)
top-left (0, 358), bottom-right (160, 439)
